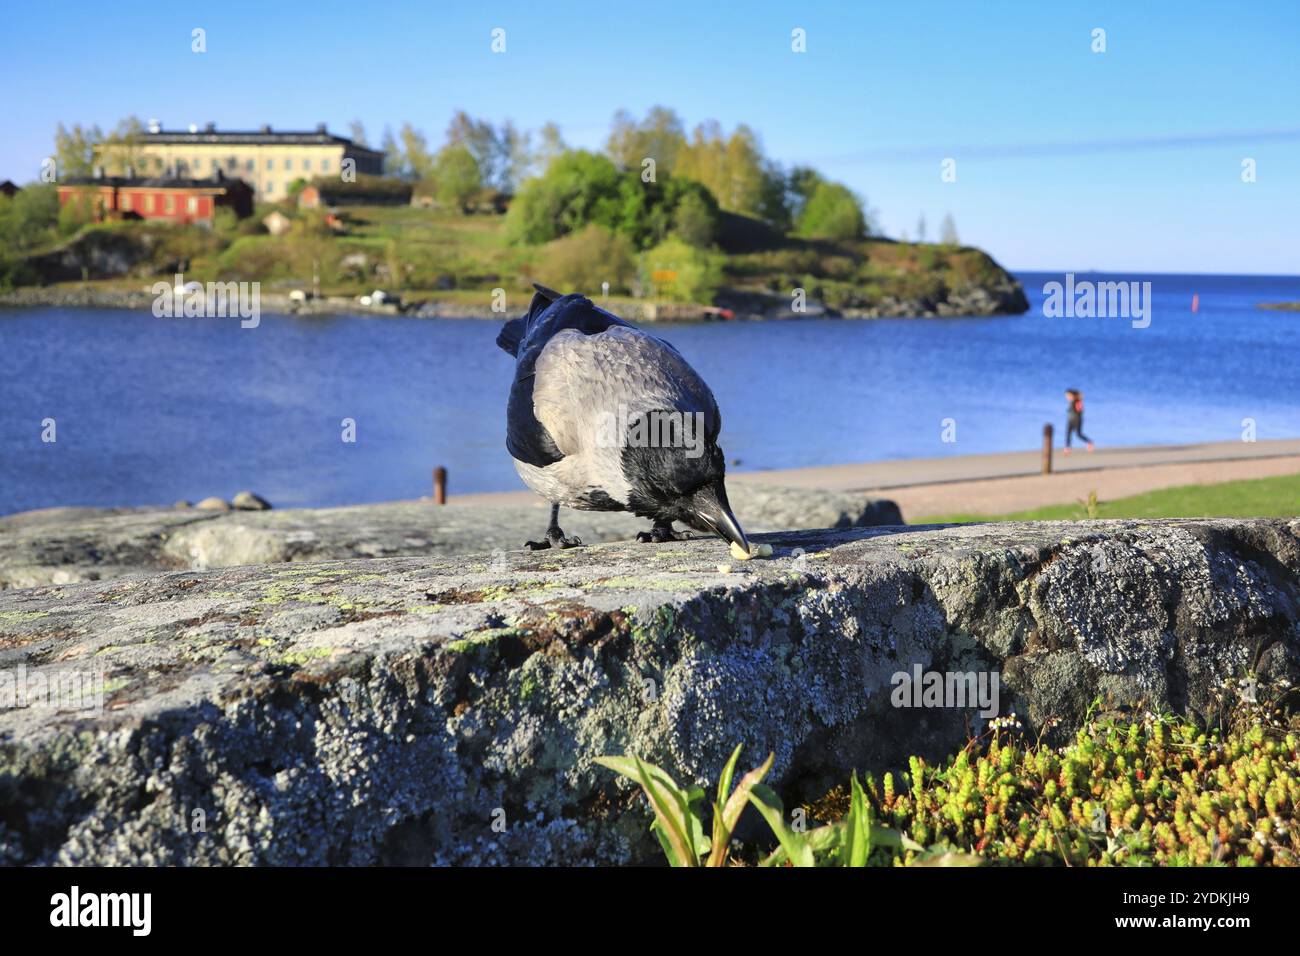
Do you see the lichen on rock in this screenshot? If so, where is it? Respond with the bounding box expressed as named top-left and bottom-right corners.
top-left (0, 518), bottom-right (1297, 865)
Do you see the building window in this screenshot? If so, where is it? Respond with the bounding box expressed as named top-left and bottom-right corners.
top-left (266, 158), bottom-right (273, 171)
top-left (284, 158), bottom-right (292, 170)
top-left (121, 194), bottom-right (132, 211)
top-left (227, 157), bottom-right (237, 170)
top-left (165, 195), bottom-right (175, 213)
top-left (187, 196), bottom-right (199, 214)
top-left (265, 181), bottom-right (274, 194)
top-left (245, 159), bottom-right (254, 172)
top-left (321, 158), bottom-right (330, 172)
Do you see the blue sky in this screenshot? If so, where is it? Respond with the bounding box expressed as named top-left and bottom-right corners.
top-left (2, 1), bottom-right (1297, 273)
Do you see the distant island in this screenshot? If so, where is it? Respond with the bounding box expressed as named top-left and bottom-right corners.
top-left (0, 109), bottom-right (1029, 320)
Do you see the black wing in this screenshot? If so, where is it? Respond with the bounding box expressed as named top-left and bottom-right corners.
top-left (502, 287), bottom-right (638, 468)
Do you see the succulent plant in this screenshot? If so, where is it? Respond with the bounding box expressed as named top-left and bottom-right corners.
top-left (603, 693), bottom-right (1298, 867)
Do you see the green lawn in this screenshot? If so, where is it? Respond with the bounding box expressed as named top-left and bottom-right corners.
top-left (916, 471), bottom-right (1300, 524)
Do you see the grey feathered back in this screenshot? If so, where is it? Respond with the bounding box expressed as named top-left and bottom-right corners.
top-left (532, 325), bottom-right (721, 458)
top-left (503, 291), bottom-right (654, 467)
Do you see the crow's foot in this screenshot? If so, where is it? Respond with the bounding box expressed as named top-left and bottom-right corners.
top-left (636, 522), bottom-right (691, 543)
top-left (525, 526), bottom-right (583, 550)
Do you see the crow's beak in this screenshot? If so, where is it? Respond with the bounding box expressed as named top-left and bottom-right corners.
top-left (691, 481), bottom-right (750, 552)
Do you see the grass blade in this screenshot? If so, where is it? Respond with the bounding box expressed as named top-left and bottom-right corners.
top-left (595, 754), bottom-right (701, 866)
top-left (706, 744), bottom-right (745, 867)
top-left (748, 783), bottom-right (815, 867)
top-left (844, 771), bottom-right (871, 867)
top-left (707, 749), bottom-right (774, 867)
top-left (634, 758), bottom-right (698, 867)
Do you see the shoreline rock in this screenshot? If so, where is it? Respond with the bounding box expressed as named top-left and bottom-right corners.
top-left (1, 518), bottom-right (1296, 865)
top-left (0, 281), bottom-right (1029, 321)
top-left (231, 491), bottom-right (272, 511)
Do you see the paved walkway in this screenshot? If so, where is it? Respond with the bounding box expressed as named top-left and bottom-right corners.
top-left (449, 439), bottom-right (1300, 519)
top-left (875, 454), bottom-right (1300, 519)
top-left (727, 439), bottom-right (1300, 491)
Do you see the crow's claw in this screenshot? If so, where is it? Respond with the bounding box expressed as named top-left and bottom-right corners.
top-left (525, 527), bottom-right (582, 550)
top-left (636, 523), bottom-right (691, 543)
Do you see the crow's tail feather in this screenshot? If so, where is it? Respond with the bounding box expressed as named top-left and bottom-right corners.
top-left (496, 317), bottom-right (527, 356)
top-left (498, 285), bottom-right (564, 355)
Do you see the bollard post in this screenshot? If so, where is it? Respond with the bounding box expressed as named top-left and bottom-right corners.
top-left (433, 466), bottom-right (447, 504)
top-left (1042, 424), bottom-right (1053, 475)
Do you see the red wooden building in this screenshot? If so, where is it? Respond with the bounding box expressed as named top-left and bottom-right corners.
top-left (58, 172), bottom-right (253, 224)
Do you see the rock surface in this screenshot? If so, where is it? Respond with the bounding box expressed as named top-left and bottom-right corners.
top-left (714, 278), bottom-right (1029, 320)
top-left (0, 486), bottom-right (901, 589)
top-left (1, 518), bottom-right (1297, 865)
top-left (231, 491), bottom-right (272, 512)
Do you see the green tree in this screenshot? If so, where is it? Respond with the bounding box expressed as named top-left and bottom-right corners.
top-left (756, 161), bottom-right (793, 233)
top-left (57, 188), bottom-right (97, 235)
top-left (795, 181), bottom-right (866, 240)
top-left (534, 122), bottom-right (567, 173)
top-left (101, 116), bottom-right (146, 174)
top-left (670, 186), bottom-right (718, 248)
top-left (0, 183), bottom-right (60, 250)
top-left (506, 149), bottom-right (623, 244)
top-left (498, 119), bottom-right (532, 194)
top-left (536, 223), bottom-right (636, 294)
top-left (429, 143), bottom-right (483, 213)
top-left (721, 125), bottom-right (767, 213)
top-left (399, 123), bottom-right (433, 180)
top-left (54, 122), bottom-right (101, 179)
top-left (641, 236), bottom-right (724, 303)
top-left (605, 109), bottom-right (639, 169)
top-left (348, 120), bottom-right (368, 147)
top-left (380, 125), bottom-right (403, 178)
top-left (446, 111), bottom-right (503, 189)
top-left (675, 121), bottom-right (788, 227)
top-left (676, 120), bottom-right (722, 191)
top-left (0, 182), bottom-right (60, 287)
top-left (507, 148), bottom-right (720, 250)
top-left (605, 106), bottom-right (685, 173)
top-left (785, 166), bottom-right (823, 223)
top-left (940, 212), bottom-right (959, 245)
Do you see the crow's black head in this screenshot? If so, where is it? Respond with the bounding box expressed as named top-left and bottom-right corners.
top-left (620, 415), bottom-right (748, 550)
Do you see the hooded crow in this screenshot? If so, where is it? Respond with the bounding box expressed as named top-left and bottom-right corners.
top-left (496, 284), bottom-right (750, 553)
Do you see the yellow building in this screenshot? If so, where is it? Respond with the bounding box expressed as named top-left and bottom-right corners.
top-left (97, 123), bottom-right (385, 203)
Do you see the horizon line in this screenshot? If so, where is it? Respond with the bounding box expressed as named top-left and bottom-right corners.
top-left (806, 127), bottom-right (1300, 166)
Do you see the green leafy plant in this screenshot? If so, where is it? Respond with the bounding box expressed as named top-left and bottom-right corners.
top-left (750, 771), bottom-right (927, 867)
top-left (1076, 490), bottom-right (1100, 519)
top-left (595, 747), bottom-right (922, 867)
top-left (595, 745), bottom-right (772, 866)
top-left (639, 236), bottom-right (724, 304)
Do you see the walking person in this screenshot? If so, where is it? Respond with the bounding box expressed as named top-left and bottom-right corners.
top-left (1063, 388), bottom-right (1093, 454)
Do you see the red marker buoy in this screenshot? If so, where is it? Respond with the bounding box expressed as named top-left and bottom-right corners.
top-left (1191, 293), bottom-right (1199, 313)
